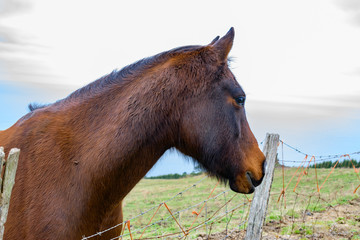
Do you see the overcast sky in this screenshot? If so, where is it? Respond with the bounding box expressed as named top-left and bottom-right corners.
top-left (1, 0), bottom-right (359, 176)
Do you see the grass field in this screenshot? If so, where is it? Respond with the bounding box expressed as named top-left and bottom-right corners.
top-left (121, 168), bottom-right (360, 239)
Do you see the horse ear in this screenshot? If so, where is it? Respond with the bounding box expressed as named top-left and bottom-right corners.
top-left (212, 27), bottom-right (235, 62)
top-left (209, 36), bottom-right (220, 45)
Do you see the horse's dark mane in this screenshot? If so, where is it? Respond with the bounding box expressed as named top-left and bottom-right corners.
top-left (28, 45), bottom-right (202, 112)
top-left (28, 103), bottom-right (50, 112)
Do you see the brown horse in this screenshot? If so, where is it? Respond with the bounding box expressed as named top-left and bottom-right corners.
top-left (0, 28), bottom-right (265, 239)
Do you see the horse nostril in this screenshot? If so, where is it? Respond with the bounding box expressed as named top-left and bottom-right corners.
top-left (263, 160), bottom-right (267, 173)
top-left (245, 171), bottom-right (253, 184)
top-left (246, 171), bottom-right (263, 188)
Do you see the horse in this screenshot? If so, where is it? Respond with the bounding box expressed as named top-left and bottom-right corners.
top-left (0, 27), bottom-right (265, 239)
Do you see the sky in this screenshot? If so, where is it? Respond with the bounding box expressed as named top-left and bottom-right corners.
top-left (0, 0), bottom-right (359, 176)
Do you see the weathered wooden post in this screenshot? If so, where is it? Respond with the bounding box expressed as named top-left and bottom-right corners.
top-left (0, 147), bottom-right (20, 240)
top-left (245, 133), bottom-right (279, 240)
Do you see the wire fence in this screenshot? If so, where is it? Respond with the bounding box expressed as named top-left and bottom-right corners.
top-left (261, 140), bottom-right (360, 239)
top-left (81, 140), bottom-right (360, 240)
top-left (82, 175), bottom-right (252, 240)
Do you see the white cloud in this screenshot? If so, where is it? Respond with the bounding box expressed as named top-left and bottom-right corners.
top-left (1, 0), bottom-right (360, 131)
top-left (1, 0), bottom-right (358, 97)
top-left (334, 0), bottom-right (360, 26)
top-left (0, 0), bottom-right (30, 17)
top-left (1, 0), bottom-right (360, 174)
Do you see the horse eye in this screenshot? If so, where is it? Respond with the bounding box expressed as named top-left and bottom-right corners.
top-left (235, 96), bottom-right (245, 106)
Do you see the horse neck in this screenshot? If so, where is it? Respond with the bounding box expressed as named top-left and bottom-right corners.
top-left (70, 72), bottom-right (179, 201)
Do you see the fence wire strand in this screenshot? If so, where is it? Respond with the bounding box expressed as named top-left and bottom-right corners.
top-left (82, 140), bottom-right (360, 240)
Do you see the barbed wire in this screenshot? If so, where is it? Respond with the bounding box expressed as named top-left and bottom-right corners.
top-left (114, 189), bottom-right (235, 239)
top-left (280, 140), bottom-right (360, 160)
top-left (279, 156), bottom-right (360, 164)
top-left (81, 139), bottom-right (360, 240)
top-left (81, 177), bottom-right (208, 239)
top-left (81, 176), bottom-right (245, 240)
top-left (221, 221), bottom-right (246, 240)
top-left (269, 141), bottom-right (360, 239)
top-left (113, 195), bottom-right (248, 240)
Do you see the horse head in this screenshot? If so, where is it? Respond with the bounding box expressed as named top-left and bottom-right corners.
top-left (174, 28), bottom-right (265, 194)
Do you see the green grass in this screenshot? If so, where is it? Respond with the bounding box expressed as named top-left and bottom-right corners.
top-left (120, 168), bottom-right (360, 239)
top-left (266, 168), bottom-right (359, 221)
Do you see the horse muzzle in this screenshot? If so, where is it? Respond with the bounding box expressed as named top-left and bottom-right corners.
top-left (229, 170), bottom-right (265, 194)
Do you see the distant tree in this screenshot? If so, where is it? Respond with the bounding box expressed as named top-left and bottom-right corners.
top-left (144, 171), bottom-right (202, 179)
top-left (310, 159), bottom-right (360, 168)
top-left (194, 163), bottom-right (204, 173)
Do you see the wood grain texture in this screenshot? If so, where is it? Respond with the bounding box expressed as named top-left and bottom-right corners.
top-left (245, 133), bottom-right (279, 240)
top-left (0, 147), bottom-right (4, 191)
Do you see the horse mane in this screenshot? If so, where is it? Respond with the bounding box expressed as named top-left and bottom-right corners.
top-left (28, 45), bottom-right (202, 112)
top-left (28, 103), bottom-right (50, 111)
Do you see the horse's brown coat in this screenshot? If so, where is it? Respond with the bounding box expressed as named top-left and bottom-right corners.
top-left (0, 28), bottom-right (265, 239)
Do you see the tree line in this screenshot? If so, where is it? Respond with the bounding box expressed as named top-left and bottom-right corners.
top-left (146, 159), bottom-right (360, 179)
top-left (145, 171), bottom-right (203, 179)
top-left (309, 159), bottom-right (360, 168)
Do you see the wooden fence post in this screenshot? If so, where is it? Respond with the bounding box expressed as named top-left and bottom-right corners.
top-left (0, 148), bottom-right (5, 192)
top-left (0, 147), bottom-right (20, 240)
top-left (245, 133), bottom-right (279, 240)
